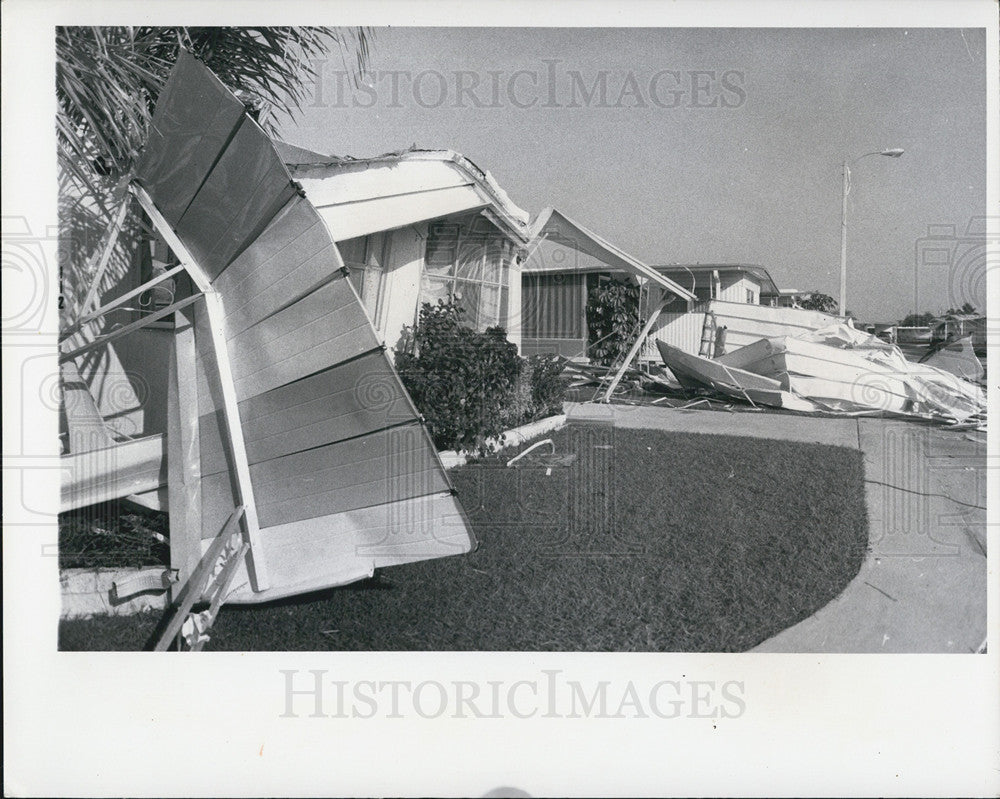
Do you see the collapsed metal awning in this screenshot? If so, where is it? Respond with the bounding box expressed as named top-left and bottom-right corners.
top-left (127, 50), bottom-right (475, 604)
top-left (525, 207), bottom-right (697, 302)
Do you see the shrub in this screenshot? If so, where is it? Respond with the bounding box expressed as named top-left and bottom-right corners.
top-left (501, 358), bottom-right (536, 430)
top-left (395, 300), bottom-right (522, 455)
top-left (527, 354), bottom-right (569, 418)
top-left (586, 277), bottom-right (642, 367)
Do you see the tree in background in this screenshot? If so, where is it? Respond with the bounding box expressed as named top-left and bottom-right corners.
top-left (899, 311), bottom-right (936, 327)
top-left (899, 303), bottom-right (976, 327)
top-left (57, 26), bottom-right (370, 200)
top-left (798, 292), bottom-right (838, 314)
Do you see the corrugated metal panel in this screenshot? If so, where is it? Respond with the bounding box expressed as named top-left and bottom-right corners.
top-left (135, 51), bottom-right (475, 590)
top-left (238, 351), bottom-right (416, 465)
top-left (644, 300), bottom-right (839, 360)
top-left (134, 54), bottom-right (245, 225)
top-left (223, 491), bottom-right (472, 603)
top-left (250, 423), bottom-right (449, 527)
top-left (226, 275), bottom-right (373, 401)
top-left (642, 304), bottom-right (708, 360)
top-left (174, 121), bottom-right (298, 280)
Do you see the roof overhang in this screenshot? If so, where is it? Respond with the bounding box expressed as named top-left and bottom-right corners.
top-left (524, 208), bottom-right (697, 301)
top-left (280, 144), bottom-right (531, 245)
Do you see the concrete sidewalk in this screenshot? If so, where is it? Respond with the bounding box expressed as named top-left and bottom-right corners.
top-left (566, 402), bottom-right (989, 653)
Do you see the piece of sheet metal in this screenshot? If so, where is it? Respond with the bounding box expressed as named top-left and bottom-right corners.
top-left (134, 51), bottom-right (475, 598)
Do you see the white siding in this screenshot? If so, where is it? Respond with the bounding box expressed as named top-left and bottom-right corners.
top-left (507, 256), bottom-right (522, 352)
top-left (376, 223), bottom-right (428, 356)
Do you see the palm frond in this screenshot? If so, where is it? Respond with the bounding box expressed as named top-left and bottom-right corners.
top-left (56, 25), bottom-right (372, 216)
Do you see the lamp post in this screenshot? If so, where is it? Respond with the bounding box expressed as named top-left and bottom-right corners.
top-left (839, 147), bottom-right (904, 317)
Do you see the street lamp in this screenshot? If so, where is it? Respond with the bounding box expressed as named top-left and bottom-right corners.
top-left (839, 147), bottom-right (904, 317)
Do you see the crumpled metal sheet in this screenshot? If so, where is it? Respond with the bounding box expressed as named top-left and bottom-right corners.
top-left (713, 323), bottom-right (986, 425)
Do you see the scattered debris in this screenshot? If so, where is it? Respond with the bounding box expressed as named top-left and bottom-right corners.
top-left (506, 438), bottom-right (577, 475)
top-left (653, 323), bottom-right (986, 429)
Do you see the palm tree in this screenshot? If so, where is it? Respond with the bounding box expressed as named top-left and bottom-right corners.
top-left (57, 26), bottom-right (370, 201)
top-left (56, 26), bottom-right (372, 316)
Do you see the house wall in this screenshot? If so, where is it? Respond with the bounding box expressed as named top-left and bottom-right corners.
top-left (655, 270), bottom-right (763, 305)
top-left (376, 223), bottom-right (428, 356)
top-left (365, 215), bottom-right (525, 358)
top-left (507, 256), bottom-right (523, 352)
top-left (717, 273), bottom-right (761, 304)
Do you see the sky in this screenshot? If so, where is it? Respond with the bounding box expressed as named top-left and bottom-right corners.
top-left (282, 27), bottom-right (988, 323)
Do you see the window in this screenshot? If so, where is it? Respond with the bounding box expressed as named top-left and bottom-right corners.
top-left (746, 287), bottom-right (756, 304)
top-left (420, 217), bottom-right (514, 331)
top-left (339, 232), bottom-right (388, 324)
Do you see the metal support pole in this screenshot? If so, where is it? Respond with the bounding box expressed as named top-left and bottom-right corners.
top-left (839, 159), bottom-right (849, 318)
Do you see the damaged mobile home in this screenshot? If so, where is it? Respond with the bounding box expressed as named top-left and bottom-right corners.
top-left (656, 323), bottom-right (986, 427)
top-left (517, 216), bottom-right (985, 426)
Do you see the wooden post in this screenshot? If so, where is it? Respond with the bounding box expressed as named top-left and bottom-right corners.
top-left (167, 309), bottom-right (204, 589)
top-left (153, 505), bottom-right (245, 651)
top-left (132, 183), bottom-right (270, 592)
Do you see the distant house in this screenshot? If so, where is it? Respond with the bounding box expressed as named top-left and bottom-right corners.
top-left (277, 143), bottom-right (532, 353)
top-left (521, 251), bottom-right (841, 362)
top-left (520, 256), bottom-right (795, 359)
top-left (655, 264), bottom-right (780, 307)
top-left (930, 313), bottom-right (986, 351)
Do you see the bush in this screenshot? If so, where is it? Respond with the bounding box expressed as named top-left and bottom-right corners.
top-left (395, 301), bottom-right (523, 455)
top-left (527, 354), bottom-right (569, 418)
top-left (501, 358), bottom-right (536, 431)
top-left (586, 277), bottom-right (642, 367)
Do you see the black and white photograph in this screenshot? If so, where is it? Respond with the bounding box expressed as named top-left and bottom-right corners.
top-left (3, 1), bottom-right (998, 796)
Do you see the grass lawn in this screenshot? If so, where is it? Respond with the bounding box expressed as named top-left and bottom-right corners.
top-left (59, 425), bottom-right (869, 652)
